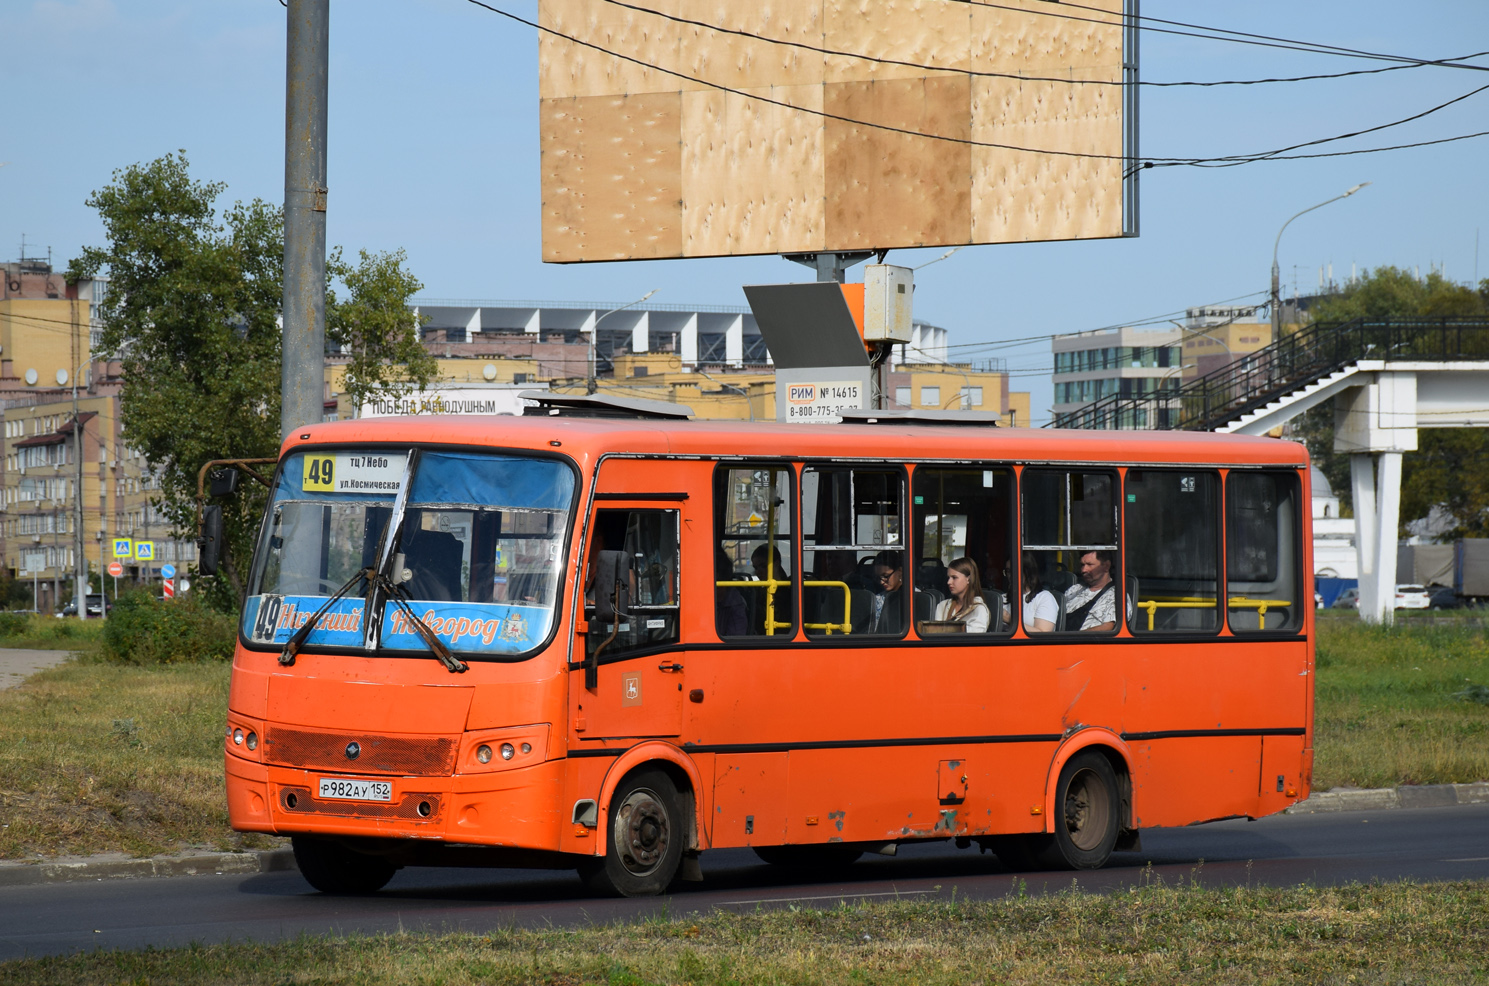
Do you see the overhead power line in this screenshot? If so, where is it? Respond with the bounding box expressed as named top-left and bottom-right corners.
top-left (597, 0), bottom-right (1489, 88)
top-left (467, 0), bottom-right (1489, 169)
top-left (958, 0), bottom-right (1489, 70)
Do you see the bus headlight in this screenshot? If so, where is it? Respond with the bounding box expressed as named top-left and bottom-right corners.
top-left (458, 725), bottom-right (550, 774)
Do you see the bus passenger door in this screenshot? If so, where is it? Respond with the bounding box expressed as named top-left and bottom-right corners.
top-left (573, 503), bottom-right (685, 740)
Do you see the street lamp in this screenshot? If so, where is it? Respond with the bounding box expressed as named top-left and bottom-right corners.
top-left (587, 290), bottom-right (659, 394)
top-left (1271, 183), bottom-right (1370, 336)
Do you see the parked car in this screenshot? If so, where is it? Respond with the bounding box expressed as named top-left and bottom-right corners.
top-left (1332, 587), bottom-right (1360, 609)
top-left (58, 594), bottom-right (110, 618)
top-left (1394, 584), bottom-right (1431, 610)
top-left (1429, 585), bottom-right (1464, 610)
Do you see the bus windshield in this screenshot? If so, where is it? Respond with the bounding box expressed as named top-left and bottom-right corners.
top-left (243, 449), bottom-right (575, 658)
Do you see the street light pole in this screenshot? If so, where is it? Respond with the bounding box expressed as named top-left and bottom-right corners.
top-left (1271, 183), bottom-right (1370, 337)
top-left (587, 290), bottom-right (658, 394)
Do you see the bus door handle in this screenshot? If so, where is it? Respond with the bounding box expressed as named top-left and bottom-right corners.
top-left (658, 662), bottom-right (684, 673)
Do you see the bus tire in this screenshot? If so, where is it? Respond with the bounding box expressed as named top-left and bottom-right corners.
top-left (582, 768), bottom-right (685, 897)
top-left (752, 844), bottom-right (863, 871)
top-left (291, 836), bottom-right (397, 895)
top-left (1045, 751), bottom-right (1121, 870)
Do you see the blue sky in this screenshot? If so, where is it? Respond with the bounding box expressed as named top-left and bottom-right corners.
top-left (5, 0), bottom-right (1487, 421)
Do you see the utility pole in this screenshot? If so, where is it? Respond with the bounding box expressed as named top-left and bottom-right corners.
top-left (281, 0), bottom-right (330, 440)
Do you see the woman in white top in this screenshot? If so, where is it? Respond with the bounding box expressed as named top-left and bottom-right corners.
top-left (1022, 554), bottom-right (1059, 632)
top-left (932, 557), bottom-right (991, 633)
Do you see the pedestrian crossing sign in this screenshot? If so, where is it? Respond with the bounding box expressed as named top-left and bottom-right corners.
top-left (113, 538), bottom-right (133, 559)
top-left (134, 541), bottom-right (156, 562)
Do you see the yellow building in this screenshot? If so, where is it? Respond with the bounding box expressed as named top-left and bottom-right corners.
top-left (1180, 320), bottom-right (1274, 382)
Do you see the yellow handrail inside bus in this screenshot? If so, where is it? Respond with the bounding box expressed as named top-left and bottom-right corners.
top-left (1227, 597), bottom-right (1292, 631)
top-left (716, 578), bottom-right (793, 635)
top-left (1134, 596), bottom-right (1292, 630)
top-left (802, 580), bottom-right (852, 634)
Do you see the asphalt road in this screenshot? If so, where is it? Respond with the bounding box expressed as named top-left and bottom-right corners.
top-left (4, 803), bottom-right (1487, 961)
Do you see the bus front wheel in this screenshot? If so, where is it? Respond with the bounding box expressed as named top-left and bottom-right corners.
top-left (291, 836), bottom-right (397, 895)
top-left (581, 768), bottom-right (686, 897)
top-left (1046, 750), bottom-right (1120, 869)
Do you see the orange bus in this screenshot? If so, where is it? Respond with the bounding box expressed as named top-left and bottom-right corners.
top-left (221, 400), bottom-right (1313, 896)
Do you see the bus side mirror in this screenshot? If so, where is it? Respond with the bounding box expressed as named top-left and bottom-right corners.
top-left (209, 468), bottom-right (240, 498)
top-left (198, 504), bottom-right (224, 576)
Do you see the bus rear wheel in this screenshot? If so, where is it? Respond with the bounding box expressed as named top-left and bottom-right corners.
top-left (1046, 751), bottom-right (1120, 869)
top-left (580, 769), bottom-right (685, 897)
top-left (291, 836), bottom-right (397, 895)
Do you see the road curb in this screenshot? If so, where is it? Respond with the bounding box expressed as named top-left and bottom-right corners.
top-left (0, 848), bottom-right (296, 888)
top-left (1286, 781), bottom-right (1489, 814)
top-left (2, 783), bottom-right (1486, 885)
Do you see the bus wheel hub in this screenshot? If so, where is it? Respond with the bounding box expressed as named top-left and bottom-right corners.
top-left (617, 791), bottom-right (669, 871)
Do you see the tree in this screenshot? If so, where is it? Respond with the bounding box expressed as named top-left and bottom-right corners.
top-left (69, 152), bottom-right (440, 606)
top-left (1297, 266), bottom-right (1489, 533)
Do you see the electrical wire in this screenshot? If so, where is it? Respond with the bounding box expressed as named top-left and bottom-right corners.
top-left (949, 0), bottom-right (1489, 70)
top-left (596, 0), bottom-right (1489, 88)
top-left (468, 0), bottom-right (1489, 169)
top-left (1155, 83), bottom-right (1489, 167)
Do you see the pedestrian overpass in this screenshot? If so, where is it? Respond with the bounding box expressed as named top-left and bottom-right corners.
top-left (1053, 318), bottom-right (1489, 623)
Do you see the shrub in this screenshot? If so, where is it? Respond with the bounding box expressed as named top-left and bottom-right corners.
top-left (99, 590), bottom-right (237, 664)
top-left (0, 611), bottom-right (31, 638)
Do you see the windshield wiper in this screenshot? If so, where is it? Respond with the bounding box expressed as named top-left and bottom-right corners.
top-left (279, 566), bottom-right (468, 673)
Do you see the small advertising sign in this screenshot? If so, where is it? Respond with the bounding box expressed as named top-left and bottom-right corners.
top-left (784, 379), bottom-right (865, 424)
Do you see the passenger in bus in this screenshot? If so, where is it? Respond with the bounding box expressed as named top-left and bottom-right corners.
top-left (1062, 550), bottom-right (1127, 631)
top-left (867, 550), bottom-right (906, 634)
top-left (931, 557), bottom-right (990, 632)
top-left (715, 548), bottom-right (747, 637)
top-left (1021, 555), bottom-right (1059, 632)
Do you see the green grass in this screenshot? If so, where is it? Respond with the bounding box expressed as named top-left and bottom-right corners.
top-left (1312, 613), bottom-right (1489, 790)
top-left (0, 612), bottom-right (106, 650)
top-left (0, 660), bottom-right (277, 860)
top-left (0, 618), bottom-right (1484, 861)
top-left (2, 881), bottom-right (1486, 984)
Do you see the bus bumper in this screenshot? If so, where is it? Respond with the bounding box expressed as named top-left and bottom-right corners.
top-left (225, 754), bottom-right (565, 849)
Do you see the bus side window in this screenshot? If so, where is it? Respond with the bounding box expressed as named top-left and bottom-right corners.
top-left (1021, 469), bottom-right (1122, 633)
top-left (911, 466), bottom-right (1015, 635)
top-left (1226, 471), bottom-right (1302, 633)
top-left (584, 508), bottom-right (680, 658)
top-left (1125, 470), bottom-right (1221, 634)
top-left (713, 465), bottom-right (795, 639)
top-left (802, 466), bottom-right (905, 637)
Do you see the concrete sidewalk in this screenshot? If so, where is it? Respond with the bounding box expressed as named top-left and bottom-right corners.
top-left (0, 647), bottom-right (73, 690)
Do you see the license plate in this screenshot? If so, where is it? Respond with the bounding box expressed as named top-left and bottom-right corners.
top-left (317, 777), bottom-right (392, 802)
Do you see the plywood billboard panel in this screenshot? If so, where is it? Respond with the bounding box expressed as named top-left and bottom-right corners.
top-left (539, 0), bottom-right (1133, 262)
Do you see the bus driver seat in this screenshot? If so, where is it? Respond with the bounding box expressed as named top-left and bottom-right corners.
top-left (399, 521), bottom-right (464, 601)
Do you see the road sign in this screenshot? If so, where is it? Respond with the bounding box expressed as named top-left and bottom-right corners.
top-left (162, 578), bottom-right (174, 599)
top-left (113, 538), bottom-right (133, 559)
top-left (134, 541), bottom-right (156, 562)
top-left (107, 561), bottom-right (124, 578)
top-left (161, 564), bottom-right (177, 579)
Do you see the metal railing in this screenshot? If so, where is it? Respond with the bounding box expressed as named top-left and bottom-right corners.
top-left (1051, 318), bottom-right (1489, 432)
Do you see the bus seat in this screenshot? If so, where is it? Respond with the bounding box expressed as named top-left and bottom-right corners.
top-left (913, 589), bottom-right (933, 625)
top-left (982, 591), bottom-right (1005, 633)
top-left (401, 528), bottom-right (464, 601)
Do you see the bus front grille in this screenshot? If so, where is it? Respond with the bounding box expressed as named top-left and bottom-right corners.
top-left (263, 726), bottom-right (458, 776)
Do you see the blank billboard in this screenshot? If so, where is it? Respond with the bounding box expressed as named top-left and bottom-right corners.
top-left (539, 0), bottom-right (1137, 263)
